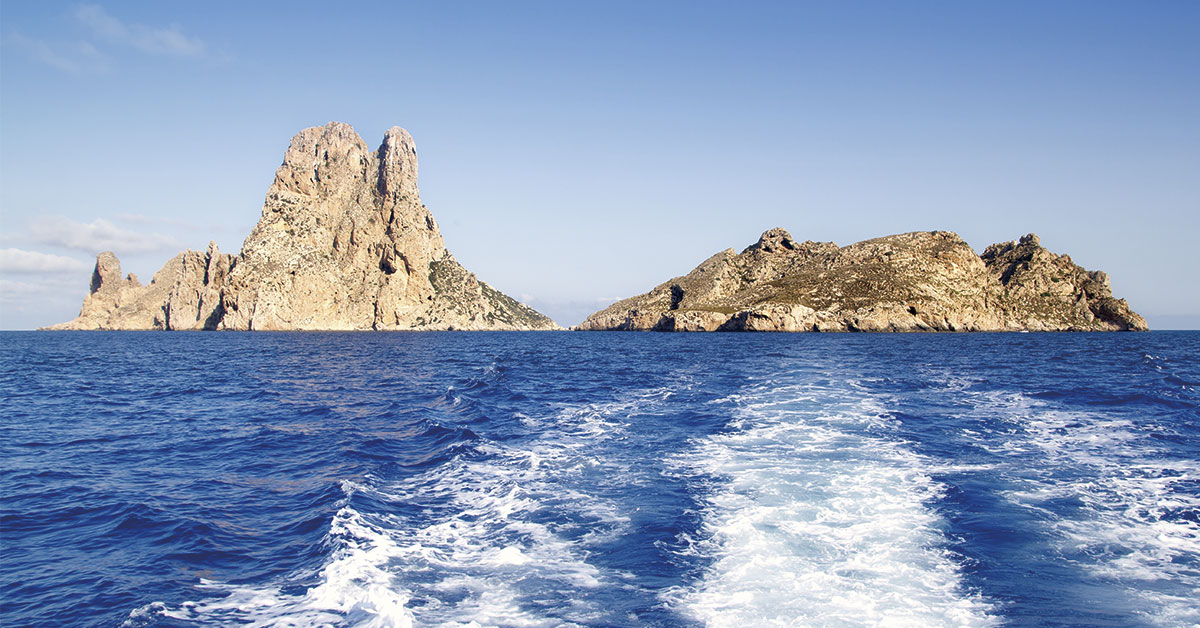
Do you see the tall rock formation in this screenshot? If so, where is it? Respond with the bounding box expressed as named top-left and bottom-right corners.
top-left (44, 243), bottom-right (234, 331)
top-left (45, 122), bottom-right (558, 331)
top-left (577, 228), bottom-right (1147, 332)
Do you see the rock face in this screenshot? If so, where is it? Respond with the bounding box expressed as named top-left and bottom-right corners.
top-left (44, 243), bottom-right (234, 331)
top-left (45, 122), bottom-right (558, 331)
top-left (577, 228), bottom-right (1147, 332)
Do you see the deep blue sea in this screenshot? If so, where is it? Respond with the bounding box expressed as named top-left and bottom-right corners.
top-left (2, 331), bottom-right (1198, 628)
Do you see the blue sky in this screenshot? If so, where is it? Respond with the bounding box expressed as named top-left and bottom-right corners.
top-left (1, 1), bottom-right (1197, 329)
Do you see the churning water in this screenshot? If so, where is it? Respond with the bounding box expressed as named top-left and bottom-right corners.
top-left (2, 331), bottom-right (1197, 627)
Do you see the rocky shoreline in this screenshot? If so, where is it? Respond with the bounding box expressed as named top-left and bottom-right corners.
top-left (576, 229), bottom-right (1146, 332)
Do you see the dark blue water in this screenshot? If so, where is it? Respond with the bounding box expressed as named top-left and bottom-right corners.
top-left (1, 332), bottom-right (1197, 627)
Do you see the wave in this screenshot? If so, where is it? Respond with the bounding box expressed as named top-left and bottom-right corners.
top-left (128, 490), bottom-right (417, 628)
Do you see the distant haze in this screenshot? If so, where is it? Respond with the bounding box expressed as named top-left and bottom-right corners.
top-left (1, 1), bottom-right (1197, 329)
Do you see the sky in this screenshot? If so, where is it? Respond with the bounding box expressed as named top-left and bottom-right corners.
top-left (1, 1), bottom-right (1197, 329)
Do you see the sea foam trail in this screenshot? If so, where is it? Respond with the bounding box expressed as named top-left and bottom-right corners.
top-left (127, 383), bottom-right (684, 627)
top-left (664, 376), bottom-right (995, 627)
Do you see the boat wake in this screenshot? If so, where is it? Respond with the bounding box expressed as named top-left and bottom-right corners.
top-left (125, 383), bottom-right (688, 627)
top-left (662, 374), bottom-right (995, 627)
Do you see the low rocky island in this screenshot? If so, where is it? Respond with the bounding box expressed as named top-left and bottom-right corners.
top-left (577, 228), bottom-right (1147, 332)
top-left (45, 122), bottom-right (559, 331)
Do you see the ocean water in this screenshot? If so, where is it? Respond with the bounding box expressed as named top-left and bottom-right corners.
top-left (1, 331), bottom-right (1197, 628)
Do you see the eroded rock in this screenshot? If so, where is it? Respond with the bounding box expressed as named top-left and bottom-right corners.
top-left (45, 123), bottom-right (558, 331)
top-left (576, 229), bottom-right (1147, 332)
top-left (44, 243), bottom-right (233, 330)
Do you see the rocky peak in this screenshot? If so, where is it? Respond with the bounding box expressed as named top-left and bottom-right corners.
top-left (202, 241), bottom-right (223, 284)
top-left (89, 252), bottom-right (123, 293)
top-left (271, 121), bottom-right (371, 200)
top-left (745, 227), bottom-right (798, 254)
top-left (981, 233), bottom-right (1046, 265)
top-left (981, 232), bottom-right (1058, 286)
top-left (212, 121), bottom-right (555, 331)
top-left (376, 126), bottom-right (420, 203)
top-left (87, 252), bottom-right (141, 293)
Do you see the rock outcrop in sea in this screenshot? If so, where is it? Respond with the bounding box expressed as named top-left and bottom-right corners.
top-left (577, 229), bottom-right (1147, 332)
top-left (45, 122), bottom-right (558, 331)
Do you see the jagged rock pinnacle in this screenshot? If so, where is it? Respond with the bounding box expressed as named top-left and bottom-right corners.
top-left (45, 122), bottom-right (558, 331)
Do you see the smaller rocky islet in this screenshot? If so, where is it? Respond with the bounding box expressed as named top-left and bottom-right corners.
top-left (576, 228), bottom-right (1147, 332)
top-left (44, 122), bottom-right (1146, 333)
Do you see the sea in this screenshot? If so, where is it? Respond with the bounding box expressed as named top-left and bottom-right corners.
top-left (1, 331), bottom-right (1197, 628)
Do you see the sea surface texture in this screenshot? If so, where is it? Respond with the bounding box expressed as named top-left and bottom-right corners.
top-left (1, 331), bottom-right (1198, 628)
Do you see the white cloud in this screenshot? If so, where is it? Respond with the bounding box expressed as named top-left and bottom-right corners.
top-left (0, 273), bottom-right (88, 329)
top-left (0, 276), bottom-right (81, 298)
top-left (117, 212), bottom-right (154, 225)
top-left (0, 248), bottom-right (90, 274)
top-left (28, 216), bottom-right (183, 254)
top-left (4, 5), bottom-right (208, 74)
top-left (74, 4), bottom-right (205, 57)
top-left (4, 32), bottom-right (108, 73)
top-left (118, 212), bottom-right (208, 232)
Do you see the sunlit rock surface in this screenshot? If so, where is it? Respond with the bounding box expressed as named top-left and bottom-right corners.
top-left (577, 229), bottom-right (1146, 332)
top-left (45, 123), bottom-right (558, 331)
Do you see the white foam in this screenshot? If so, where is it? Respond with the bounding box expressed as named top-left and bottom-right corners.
top-left (664, 378), bottom-right (996, 627)
top-left (980, 402), bottom-right (1200, 626)
top-left (127, 499), bottom-right (417, 628)
top-left (902, 370), bottom-right (1200, 627)
top-left (128, 383), bottom-right (684, 627)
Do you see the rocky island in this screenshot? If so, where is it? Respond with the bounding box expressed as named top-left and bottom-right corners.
top-left (45, 122), bottom-right (559, 331)
top-left (577, 228), bottom-right (1147, 332)
top-left (46, 124), bottom-right (1146, 334)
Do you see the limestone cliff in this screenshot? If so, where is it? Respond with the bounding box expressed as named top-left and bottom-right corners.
top-left (44, 243), bottom-right (233, 331)
top-left (577, 228), bottom-right (1147, 332)
top-left (45, 122), bottom-right (558, 331)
